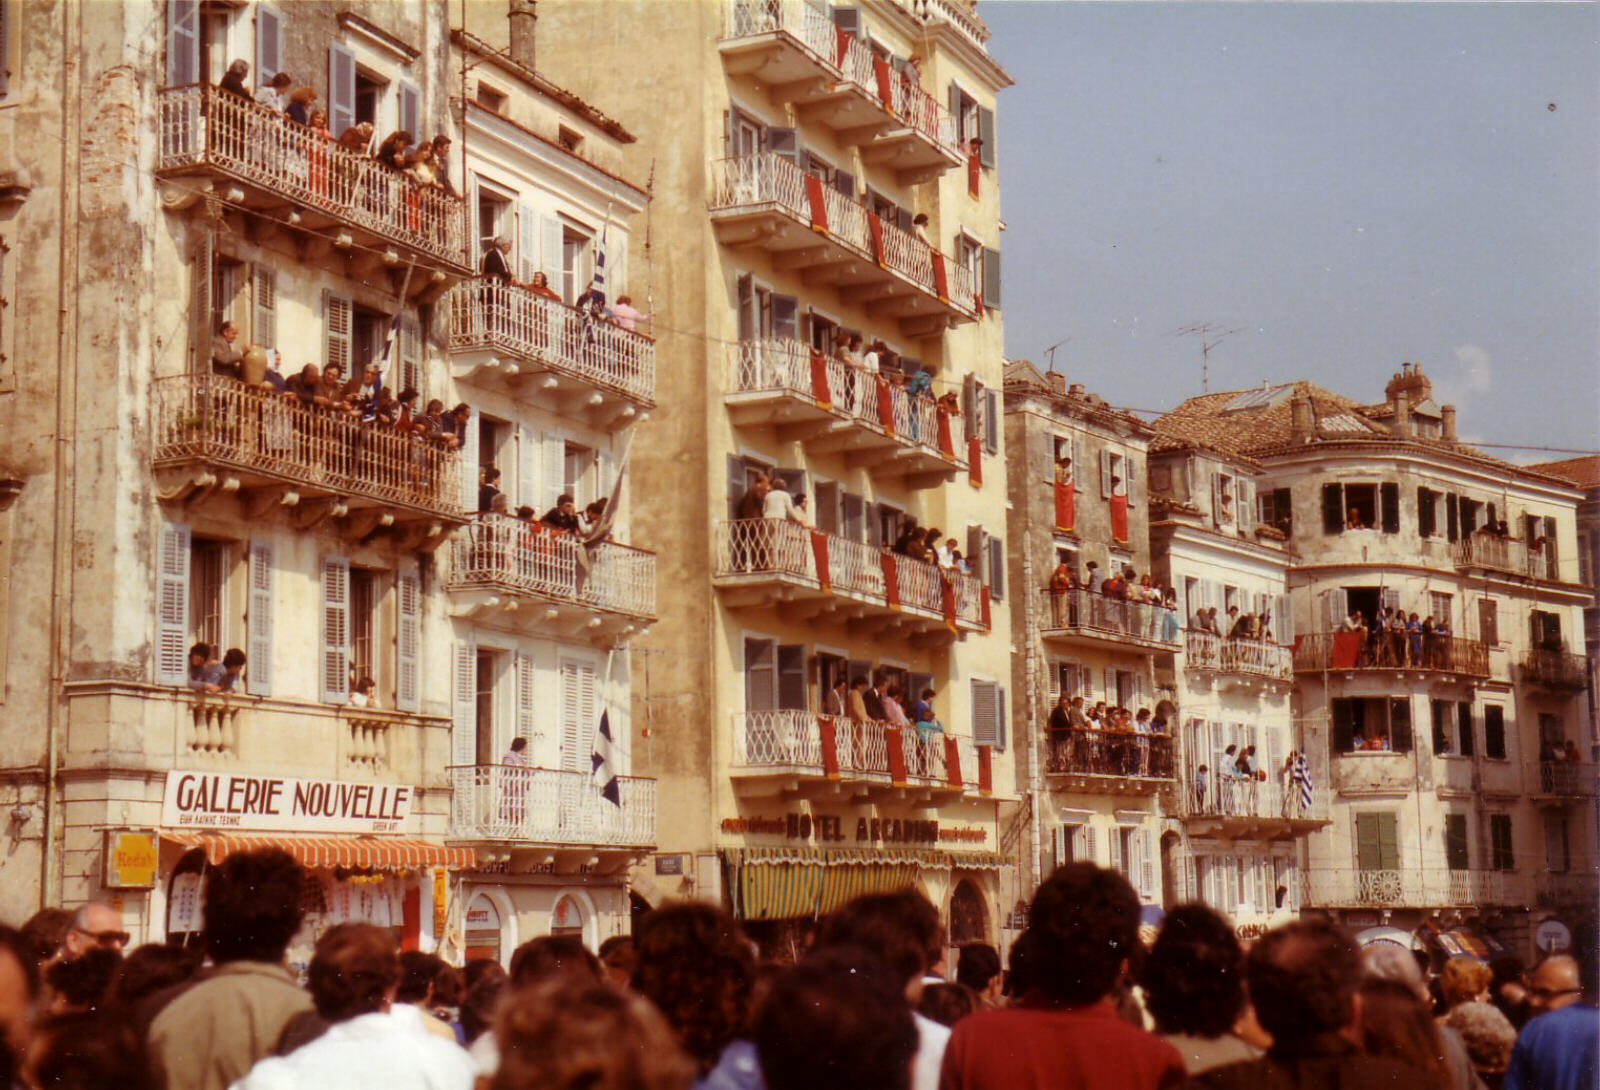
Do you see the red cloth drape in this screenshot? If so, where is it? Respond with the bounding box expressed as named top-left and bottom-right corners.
top-left (804, 174), bottom-right (828, 233)
top-left (1055, 479), bottom-right (1076, 532)
top-left (881, 551), bottom-right (900, 610)
top-left (941, 574), bottom-right (958, 634)
top-left (811, 530), bottom-right (832, 594)
top-left (974, 291), bottom-right (985, 318)
top-left (887, 725), bottom-right (907, 784)
top-left (867, 210), bottom-right (887, 268)
top-left (819, 717), bottom-right (840, 778)
top-left (809, 349), bottom-right (832, 410)
top-left (968, 436), bottom-right (983, 487)
top-left (875, 375), bottom-right (896, 435)
top-left (834, 27), bottom-right (850, 67)
top-left (1111, 492), bottom-right (1129, 543)
top-left (980, 586), bottom-right (991, 630)
top-left (1331, 631), bottom-right (1363, 669)
top-left (931, 250), bottom-right (950, 302)
top-left (872, 55), bottom-right (893, 108)
top-left (936, 407), bottom-right (955, 458)
top-left (945, 736), bottom-right (962, 787)
top-left (977, 746), bottom-right (993, 794)
top-left (968, 153), bottom-right (981, 198)
top-left (401, 886), bottom-right (421, 951)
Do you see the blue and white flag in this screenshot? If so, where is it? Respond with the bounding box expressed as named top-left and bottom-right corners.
top-left (1292, 753), bottom-right (1314, 813)
top-left (592, 709), bottom-right (620, 806)
top-left (371, 258), bottom-right (418, 417)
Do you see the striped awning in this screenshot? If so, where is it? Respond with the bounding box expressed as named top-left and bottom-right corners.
top-left (162, 832), bottom-right (476, 872)
top-left (724, 846), bottom-right (1007, 921)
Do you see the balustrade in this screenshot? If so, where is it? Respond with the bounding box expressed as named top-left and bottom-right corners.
top-left (449, 515), bottom-right (656, 619)
top-left (449, 764), bottom-right (656, 846)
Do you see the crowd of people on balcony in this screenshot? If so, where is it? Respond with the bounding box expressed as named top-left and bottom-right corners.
top-left (478, 238), bottom-right (652, 336)
top-left (212, 58), bottom-right (460, 200)
top-left (1047, 559), bottom-right (1180, 641)
top-left (1046, 694), bottom-right (1172, 778)
top-left (186, 643), bottom-right (246, 695)
top-left (1335, 605), bottom-right (1457, 668)
top-left (839, 673), bottom-right (946, 743)
top-left (476, 467), bottom-right (610, 544)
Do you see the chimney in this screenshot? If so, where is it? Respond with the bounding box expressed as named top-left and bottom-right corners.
top-left (508, 0), bottom-right (537, 71)
top-left (1045, 372), bottom-right (1066, 395)
top-left (1067, 382), bottom-right (1085, 398)
top-left (1441, 404), bottom-right (1458, 442)
top-left (1289, 395), bottom-right (1314, 445)
top-left (1389, 393), bottom-right (1411, 436)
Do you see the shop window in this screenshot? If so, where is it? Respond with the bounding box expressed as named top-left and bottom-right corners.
top-left (949, 880), bottom-right (988, 945)
top-left (552, 894), bottom-right (587, 939)
top-left (464, 894), bottom-right (503, 963)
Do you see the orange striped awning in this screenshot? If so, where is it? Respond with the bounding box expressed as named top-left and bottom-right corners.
top-left (162, 832), bottom-right (475, 872)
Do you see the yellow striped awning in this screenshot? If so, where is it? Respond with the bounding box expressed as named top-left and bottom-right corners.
top-left (724, 846), bottom-right (1006, 921)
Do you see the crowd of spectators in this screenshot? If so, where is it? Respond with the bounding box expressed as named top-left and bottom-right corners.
top-left (1046, 694), bottom-right (1173, 778)
top-left (1336, 605), bottom-right (1456, 669)
top-left (1047, 558), bottom-right (1180, 641)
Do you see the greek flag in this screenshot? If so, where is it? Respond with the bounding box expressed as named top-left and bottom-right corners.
top-left (1292, 753), bottom-right (1314, 813)
top-left (592, 709), bottom-right (620, 806)
top-left (372, 258), bottom-right (417, 417)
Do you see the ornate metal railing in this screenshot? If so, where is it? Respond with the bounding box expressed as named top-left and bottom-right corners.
top-left (1521, 649), bottom-right (1589, 690)
top-left (448, 764), bottom-right (656, 846)
top-left (447, 280), bottom-right (655, 403)
top-left (1303, 867), bottom-right (1509, 908)
top-left (1454, 535), bottom-right (1558, 581)
top-left (1292, 631), bottom-right (1489, 677)
top-left (448, 515), bottom-right (656, 619)
top-left (1537, 760), bottom-right (1598, 797)
top-left (723, 0), bottom-right (839, 61)
top-left (157, 85), bottom-right (465, 266)
top-left (732, 711), bottom-right (976, 787)
top-left (1044, 729), bottom-right (1175, 780)
top-left (152, 374), bottom-right (463, 516)
top-left (1038, 588), bottom-right (1181, 650)
top-left (888, 74), bottom-right (961, 156)
top-left (1184, 630), bottom-right (1292, 679)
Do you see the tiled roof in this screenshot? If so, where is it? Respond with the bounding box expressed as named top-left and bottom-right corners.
top-left (1003, 360), bottom-right (1151, 434)
top-left (1528, 455), bottom-right (1600, 491)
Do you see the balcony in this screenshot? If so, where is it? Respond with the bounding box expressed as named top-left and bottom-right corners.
top-left (1037, 589), bottom-right (1182, 655)
top-left (156, 86), bottom-right (467, 291)
top-left (729, 710), bottom-right (990, 799)
top-left (719, 1), bottom-right (963, 183)
top-left (448, 764), bottom-right (655, 861)
top-left (1183, 630), bottom-right (1293, 687)
top-left (709, 153), bottom-right (978, 338)
top-left (447, 516), bottom-right (655, 641)
top-left (446, 280), bottom-right (654, 425)
top-left (1454, 536), bottom-right (1560, 582)
top-left (1520, 649), bottom-right (1589, 691)
top-left (1171, 754), bottom-right (1330, 835)
top-left (1303, 867), bottom-right (1516, 910)
top-left (152, 374), bottom-right (465, 542)
top-left (714, 519), bottom-right (987, 644)
top-left (1536, 871), bottom-right (1599, 909)
top-left (1291, 632), bottom-right (1489, 680)
top-left (1043, 730), bottom-right (1175, 795)
top-left (724, 339), bottom-right (966, 486)
top-left (1532, 760), bottom-right (1598, 800)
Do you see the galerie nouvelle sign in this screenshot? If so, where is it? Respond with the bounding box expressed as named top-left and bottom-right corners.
top-left (162, 771), bottom-right (414, 834)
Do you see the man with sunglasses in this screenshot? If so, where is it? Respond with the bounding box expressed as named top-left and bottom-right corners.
top-left (60, 903), bottom-right (128, 962)
top-left (1505, 939), bottom-right (1597, 1090)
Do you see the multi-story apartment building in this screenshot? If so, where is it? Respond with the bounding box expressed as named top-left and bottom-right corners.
top-left (527, 0), bottom-right (1019, 953)
top-left (0, 0), bottom-right (656, 961)
top-left (1146, 436), bottom-right (1329, 935)
top-left (439, 23), bottom-right (657, 957)
top-left (1154, 365), bottom-right (1596, 959)
top-left (1002, 362), bottom-right (1179, 910)
top-left (1528, 455), bottom-right (1600, 743)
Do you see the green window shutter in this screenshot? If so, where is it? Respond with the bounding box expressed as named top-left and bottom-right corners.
top-left (1377, 813), bottom-right (1400, 870)
top-left (1322, 483), bottom-right (1344, 535)
top-left (1444, 815), bottom-right (1469, 870)
top-left (1389, 698), bottom-right (1413, 753)
top-left (1356, 813), bottom-right (1382, 871)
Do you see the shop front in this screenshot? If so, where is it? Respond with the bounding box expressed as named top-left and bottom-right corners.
top-left (451, 867), bottom-right (634, 964)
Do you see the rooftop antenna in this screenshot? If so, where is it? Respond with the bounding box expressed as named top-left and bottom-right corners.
top-left (1043, 337), bottom-right (1071, 372)
top-left (1172, 322), bottom-right (1244, 393)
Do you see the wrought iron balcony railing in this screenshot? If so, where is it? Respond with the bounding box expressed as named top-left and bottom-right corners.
top-left (1521, 649), bottom-right (1589, 690)
top-left (1292, 631), bottom-right (1489, 678)
top-left (448, 515), bottom-right (656, 621)
top-left (1184, 630), bottom-right (1293, 680)
top-left (1453, 535), bottom-right (1560, 581)
top-left (731, 710), bottom-right (989, 791)
top-left (448, 764), bottom-right (655, 847)
top-left (1303, 867), bottom-right (1513, 909)
top-left (1044, 729), bottom-right (1175, 784)
top-left (1037, 588), bottom-right (1181, 652)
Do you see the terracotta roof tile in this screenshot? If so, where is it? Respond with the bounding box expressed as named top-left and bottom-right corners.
top-left (1527, 455), bottom-right (1600, 491)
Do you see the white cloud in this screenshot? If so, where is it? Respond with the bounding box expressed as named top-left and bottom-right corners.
top-left (1439, 344), bottom-right (1492, 406)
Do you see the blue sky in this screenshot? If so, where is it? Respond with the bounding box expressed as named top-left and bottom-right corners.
top-left (983, 1), bottom-right (1599, 455)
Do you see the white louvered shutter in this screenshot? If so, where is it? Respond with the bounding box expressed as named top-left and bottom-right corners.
top-left (156, 523), bottom-right (192, 685)
top-left (328, 44), bottom-right (356, 139)
top-left (166, 0), bottom-right (200, 86)
top-left (970, 680), bottom-right (999, 746)
top-left (540, 215), bottom-right (564, 299)
top-left (559, 659), bottom-right (596, 773)
top-left (1239, 480), bottom-right (1256, 532)
top-left (1100, 450), bottom-right (1113, 497)
top-left (452, 640), bottom-right (477, 766)
top-left (1109, 828), bottom-right (1124, 876)
top-left (516, 653), bottom-right (537, 745)
top-left (518, 426), bottom-right (539, 511)
top-left (1325, 586), bottom-right (1348, 628)
top-left (320, 557), bottom-right (350, 703)
top-left (1053, 824), bottom-right (1068, 870)
top-left (542, 433), bottom-right (565, 510)
top-left (247, 542), bottom-right (274, 696)
top-left (460, 407), bottom-right (480, 511)
top-left (253, 265), bottom-right (276, 350)
top-left (1083, 825), bottom-right (1098, 865)
top-left (399, 312), bottom-right (422, 397)
top-left (256, 4), bottom-right (283, 85)
top-left (324, 291), bottom-right (352, 377)
top-left (518, 202), bottom-right (538, 283)
top-left (1139, 831), bottom-right (1156, 902)
top-left (396, 569), bottom-right (420, 712)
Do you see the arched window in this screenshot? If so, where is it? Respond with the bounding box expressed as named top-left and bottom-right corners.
top-left (949, 879), bottom-right (988, 946)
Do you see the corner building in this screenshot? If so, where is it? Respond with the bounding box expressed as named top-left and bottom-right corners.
top-left (1155, 366), bottom-right (1596, 960)
top-left (526, 0), bottom-right (1020, 952)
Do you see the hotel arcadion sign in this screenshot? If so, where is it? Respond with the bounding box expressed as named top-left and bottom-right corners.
top-left (162, 771), bottom-right (414, 834)
top-left (722, 812), bottom-right (990, 846)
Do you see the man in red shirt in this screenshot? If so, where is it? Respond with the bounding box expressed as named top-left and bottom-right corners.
top-left (940, 863), bottom-right (1185, 1090)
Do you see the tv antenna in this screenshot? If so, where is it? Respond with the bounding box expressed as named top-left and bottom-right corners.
top-left (1172, 323), bottom-right (1243, 393)
top-left (1043, 337), bottom-right (1071, 372)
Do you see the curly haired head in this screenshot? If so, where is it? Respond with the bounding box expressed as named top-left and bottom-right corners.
top-left (1140, 904), bottom-right (1245, 1037)
top-left (1023, 863), bottom-right (1141, 1005)
top-left (630, 902), bottom-right (754, 1075)
top-left (756, 946), bottom-right (917, 1090)
top-left (817, 890), bottom-right (942, 988)
top-left (1440, 956), bottom-right (1493, 1009)
top-left (1246, 918), bottom-right (1362, 1043)
top-left (201, 849), bottom-right (304, 965)
top-left (1443, 1001), bottom-right (1517, 1074)
top-left (493, 977), bottom-right (693, 1090)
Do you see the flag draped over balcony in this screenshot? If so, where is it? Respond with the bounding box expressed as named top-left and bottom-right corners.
top-left (936, 407), bottom-right (955, 458)
top-left (867, 211), bottom-right (887, 268)
top-left (940, 575), bottom-right (958, 634)
top-left (804, 174), bottom-right (829, 233)
top-left (809, 349), bottom-right (833, 410)
top-left (881, 552), bottom-right (900, 610)
top-left (1110, 488), bottom-right (1129, 543)
top-left (592, 709), bottom-right (620, 806)
top-left (875, 376), bottom-right (896, 435)
top-left (810, 530), bottom-right (832, 595)
top-left (930, 251), bottom-right (950, 303)
top-left (872, 55), bottom-right (894, 109)
top-left (1292, 753), bottom-right (1314, 813)
top-left (968, 152), bottom-right (981, 199)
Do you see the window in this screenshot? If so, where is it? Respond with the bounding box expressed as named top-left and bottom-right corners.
top-left (1430, 699), bottom-right (1453, 756)
top-left (1530, 610), bottom-right (1564, 652)
top-left (1457, 702), bottom-right (1475, 757)
top-left (1331, 697), bottom-right (1413, 754)
top-left (1545, 810), bottom-right (1571, 873)
top-left (1056, 661), bottom-right (1084, 699)
top-left (744, 637), bottom-right (776, 711)
top-left (557, 125), bottom-right (583, 152)
top-left (477, 187), bottom-right (511, 257)
top-left (1355, 812), bottom-right (1400, 871)
top-left (1477, 597), bottom-right (1499, 645)
top-left (475, 82), bottom-right (507, 113)
top-left (1579, 533), bottom-right (1593, 588)
top-left (561, 227), bottom-right (591, 305)
top-left (354, 70), bottom-right (386, 128)
top-left (351, 308), bottom-right (384, 379)
top-left (1417, 487), bottom-right (1438, 537)
top-left (1258, 487), bottom-right (1292, 535)
top-left (1444, 814), bottom-right (1469, 871)
top-left (474, 649), bottom-right (499, 764)
top-left (1489, 813), bottom-right (1514, 871)
top-left (348, 570), bottom-right (377, 690)
top-left (1538, 713), bottom-right (1564, 749)
top-left (971, 679), bottom-right (1006, 750)
top-left (190, 539), bottom-right (229, 660)
top-left (1483, 705), bottom-right (1506, 760)
top-left (1429, 592), bottom-right (1452, 629)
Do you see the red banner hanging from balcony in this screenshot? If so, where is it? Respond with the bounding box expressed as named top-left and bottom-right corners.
top-left (881, 552), bottom-right (900, 610)
top-left (930, 251), bottom-right (951, 303)
top-left (875, 375), bottom-right (896, 435)
top-left (804, 174), bottom-right (829, 234)
top-left (980, 586), bottom-right (991, 630)
top-left (968, 152), bottom-right (981, 199)
top-left (977, 745), bottom-right (993, 795)
top-left (968, 437), bottom-right (983, 487)
top-left (1055, 478), bottom-right (1076, 533)
top-left (866, 211), bottom-right (887, 268)
top-left (872, 55), bottom-right (894, 109)
top-left (811, 530), bottom-right (832, 595)
top-left (936, 406), bottom-right (955, 458)
top-left (809, 348), bottom-right (833, 410)
top-left (973, 291), bottom-right (985, 318)
top-left (941, 575), bottom-right (958, 634)
top-left (1330, 630), bottom-right (1363, 669)
top-left (819, 717), bottom-right (840, 778)
top-left (1110, 491), bottom-right (1129, 544)
top-left (886, 725), bottom-right (908, 785)
top-left (945, 736), bottom-right (963, 788)
top-left (834, 28), bottom-right (851, 67)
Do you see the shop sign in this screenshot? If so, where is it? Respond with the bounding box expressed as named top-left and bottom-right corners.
top-left (1236, 923), bottom-right (1270, 941)
top-left (433, 868), bottom-right (448, 941)
top-left (655, 855), bottom-right (684, 876)
top-left (162, 770), bottom-right (413, 834)
top-left (1536, 919), bottom-right (1572, 953)
top-left (103, 830), bottom-right (158, 889)
top-left (938, 826), bottom-right (988, 844)
top-left (721, 812), bottom-right (943, 845)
